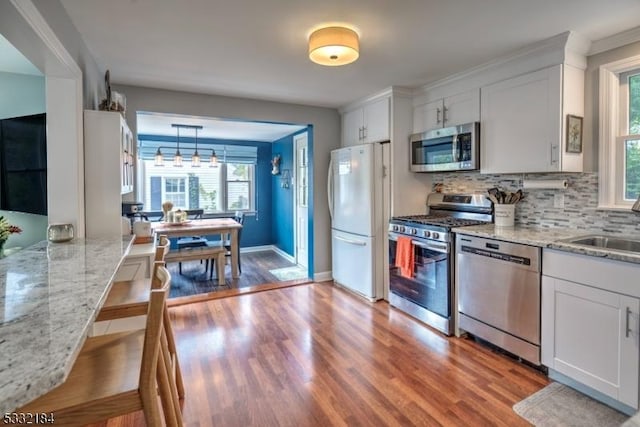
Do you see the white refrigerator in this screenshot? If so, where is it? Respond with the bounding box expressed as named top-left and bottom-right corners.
top-left (328, 143), bottom-right (389, 300)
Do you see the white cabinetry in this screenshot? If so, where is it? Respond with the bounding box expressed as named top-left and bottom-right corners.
top-left (413, 89), bottom-right (479, 133)
top-left (84, 110), bottom-right (134, 238)
top-left (481, 64), bottom-right (584, 173)
top-left (341, 97), bottom-right (389, 146)
top-left (542, 249), bottom-right (640, 412)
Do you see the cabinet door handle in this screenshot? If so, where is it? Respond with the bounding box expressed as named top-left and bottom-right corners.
top-left (443, 106), bottom-right (448, 124)
top-left (358, 127), bottom-right (362, 140)
top-left (436, 108), bottom-right (441, 124)
top-left (550, 143), bottom-right (558, 165)
top-left (626, 307), bottom-right (632, 338)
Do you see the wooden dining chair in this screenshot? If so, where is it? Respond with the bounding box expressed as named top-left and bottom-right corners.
top-left (17, 266), bottom-right (180, 427)
top-left (97, 235), bottom-right (186, 400)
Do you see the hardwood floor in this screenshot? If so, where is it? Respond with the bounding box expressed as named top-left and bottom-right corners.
top-left (90, 282), bottom-right (547, 426)
top-left (167, 249), bottom-right (307, 299)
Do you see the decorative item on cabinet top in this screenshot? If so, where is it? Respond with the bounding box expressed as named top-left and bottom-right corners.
top-left (98, 70), bottom-right (126, 115)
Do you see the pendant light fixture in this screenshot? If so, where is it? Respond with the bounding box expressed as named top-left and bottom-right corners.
top-left (209, 148), bottom-right (218, 167)
top-left (172, 124), bottom-right (183, 167)
top-left (308, 26), bottom-right (359, 66)
top-left (154, 147), bottom-right (164, 166)
top-left (192, 126), bottom-right (201, 167)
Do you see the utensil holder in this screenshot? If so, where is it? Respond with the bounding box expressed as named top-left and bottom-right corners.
top-left (494, 204), bottom-right (515, 227)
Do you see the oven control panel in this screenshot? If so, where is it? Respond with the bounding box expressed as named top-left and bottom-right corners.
top-left (388, 223), bottom-right (449, 243)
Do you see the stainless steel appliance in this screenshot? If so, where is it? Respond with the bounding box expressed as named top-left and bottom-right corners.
top-left (121, 201), bottom-right (143, 215)
top-left (410, 122), bottom-right (480, 172)
top-left (456, 235), bottom-right (542, 365)
top-left (122, 201), bottom-right (144, 227)
top-left (388, 193), bottom-right (492, 335)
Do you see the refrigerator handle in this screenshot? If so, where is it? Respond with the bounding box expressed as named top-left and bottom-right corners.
top-left (327, 157), bottom-right (333, 219)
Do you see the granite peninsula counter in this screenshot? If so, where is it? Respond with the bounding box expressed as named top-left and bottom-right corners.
top-left (0, 235), bottom-right (134, 413)
top-left (452, 224), bottom-right (640, 264)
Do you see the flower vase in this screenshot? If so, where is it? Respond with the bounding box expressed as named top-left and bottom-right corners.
top-left (0, 239), bottom-right (6, 259)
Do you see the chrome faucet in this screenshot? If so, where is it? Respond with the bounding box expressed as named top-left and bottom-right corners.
top-left (633, 195), bottom-right (640, 213)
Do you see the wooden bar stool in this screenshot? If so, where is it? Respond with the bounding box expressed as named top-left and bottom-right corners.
top-left (17, 267), bottom-right (181, 427)
top-left (96, 236), bottom-right (186, 400)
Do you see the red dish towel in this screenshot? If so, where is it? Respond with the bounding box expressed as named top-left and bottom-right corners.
top-left (395, 236), bottom-right (414, 279)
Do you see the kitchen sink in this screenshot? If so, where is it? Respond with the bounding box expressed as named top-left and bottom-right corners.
top-left (561, 235), bottom-right (640, 254)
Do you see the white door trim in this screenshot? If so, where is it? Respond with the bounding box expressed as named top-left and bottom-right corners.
top-left (293, 132), bottom-right (308, 269)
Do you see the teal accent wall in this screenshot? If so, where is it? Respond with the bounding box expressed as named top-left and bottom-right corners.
top-left (271, 135), bottom-right (295, 255)
top-left (0, 72), bottom-right (45, 120)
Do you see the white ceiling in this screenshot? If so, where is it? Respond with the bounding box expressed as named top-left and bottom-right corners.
top-left (136, 111), bottom-right (307, 142)
top-left (60, 0), bottom-right (640, 108)
top-left (0, 34), bottom-right (42, 75)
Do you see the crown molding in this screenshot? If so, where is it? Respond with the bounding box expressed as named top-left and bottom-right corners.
top-left (339, 86), bottom-right (412, 113)
top-left (413, 31), bottom-right (583, 96)
top-left (589, 25), bottom-right (640, 56)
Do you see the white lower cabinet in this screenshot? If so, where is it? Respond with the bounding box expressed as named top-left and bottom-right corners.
top-left (542, 249), bottom-right (640, 411)
top-left (114, 255), bottom-right (150, 281)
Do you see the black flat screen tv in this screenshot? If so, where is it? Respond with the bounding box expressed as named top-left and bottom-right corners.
top-left (0, 113), bottom-right (47, 215)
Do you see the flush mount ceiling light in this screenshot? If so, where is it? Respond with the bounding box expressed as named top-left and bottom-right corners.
top-left (308, 26), bottom-right (359, 66)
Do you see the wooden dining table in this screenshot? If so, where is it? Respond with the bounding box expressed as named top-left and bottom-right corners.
top-left (152, 218), bottom-right (243, 278)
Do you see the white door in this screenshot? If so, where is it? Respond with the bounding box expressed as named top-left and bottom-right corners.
top-left (294, 133), bottom-right (308, 269)
top-left (331, 144), bottom-right (374, 236)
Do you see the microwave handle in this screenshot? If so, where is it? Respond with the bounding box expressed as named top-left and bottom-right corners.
top-left (451, 134), bottom-right (460, 162)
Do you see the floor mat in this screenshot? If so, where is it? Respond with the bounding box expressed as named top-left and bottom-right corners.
top-left (513, 382), bottom-right (629, 427)
top-left (269, 265), bottom-right (308, 281)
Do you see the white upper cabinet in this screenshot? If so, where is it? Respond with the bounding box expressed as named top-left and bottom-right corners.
top-left (481, 64), bottom-right (584, 173)
top-left (413, 89), bottom-right (480, 133)
top-left (84, 110), bottom-right (134, 238)
top-left (341, 97), bottom-right (390, 147)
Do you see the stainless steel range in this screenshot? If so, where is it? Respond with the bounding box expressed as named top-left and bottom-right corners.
top-left (388, 193), bottom-right (492, 335)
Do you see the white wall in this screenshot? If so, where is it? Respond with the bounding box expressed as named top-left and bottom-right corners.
top-left (0, 72), bottom-right (45, 119)
top-left (114, 84), bottom-right (341, 275)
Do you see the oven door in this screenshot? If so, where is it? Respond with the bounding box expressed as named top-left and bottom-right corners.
top-left (388, 232), bottom-right (451, 318)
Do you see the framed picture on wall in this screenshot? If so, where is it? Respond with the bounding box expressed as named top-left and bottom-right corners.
top-left (566, 115), bottom-right (583, 153)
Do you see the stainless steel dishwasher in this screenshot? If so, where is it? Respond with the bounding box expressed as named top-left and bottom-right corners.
top-left (456, 234), bottom-right (541, 365)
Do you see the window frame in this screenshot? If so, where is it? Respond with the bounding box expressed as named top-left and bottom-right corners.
top-left (598, 55), bottom-right (640, 209)
top-left (224, 163), bottom-right (255, 212)
top-left (161, 176), bottom-right (188, 209)
top-left (143, 161), bottom-right (255, 214)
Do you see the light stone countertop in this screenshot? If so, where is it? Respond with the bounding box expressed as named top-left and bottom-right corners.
top-left (452, 224), bottom-right (640, 264)
top-left (0, 235), bottom-right (134, 413)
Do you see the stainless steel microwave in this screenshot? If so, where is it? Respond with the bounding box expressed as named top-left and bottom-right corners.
top-left (410, 122), bottom-right (480, 172)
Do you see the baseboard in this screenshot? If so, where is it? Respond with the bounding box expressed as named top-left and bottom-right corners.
top-left (271, 245), bottom-right (296, 263)
top-left (314, 271), bottom-right (332, 282)
top-left (240, 245), bottom-right (273, 253)
top-left (548, 369), bottom-right (636, 416)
